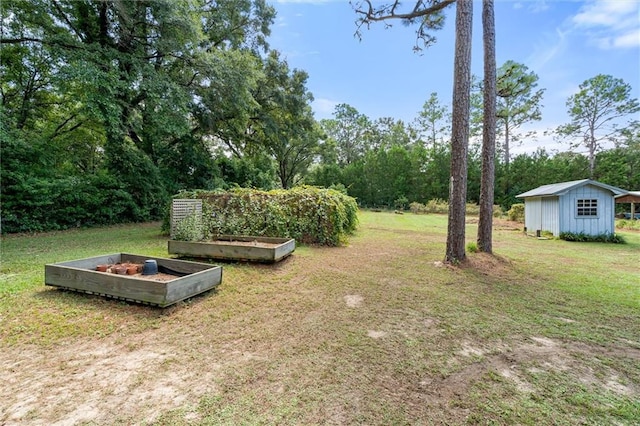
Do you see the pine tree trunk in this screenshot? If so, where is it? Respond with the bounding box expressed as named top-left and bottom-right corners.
top-left (478, 0), bottom-right (496, 254)
top-left (445, 0), bottom-right (473, 263)
top-left (588, 131), bottom-right (596, 178)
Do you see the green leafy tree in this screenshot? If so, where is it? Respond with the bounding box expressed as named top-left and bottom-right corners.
top-left (320, 104), bottom-right (373, 166)
top-left (495, 61), bottom-right (544, 168)
top-left (249, 52), bottom-right (317, 189)
top-left (557, 74), bottom-right (640, 177)
top-left (370, 117), bottom-right (413, 151)
top-left (595, 122), bottom-right (640, 191)
top-left (1, 0), bottom-right (283, 231)
top-left (413, 92), bottom-right (451, 149)
top-left (470, 61), bottom-right (544, 167)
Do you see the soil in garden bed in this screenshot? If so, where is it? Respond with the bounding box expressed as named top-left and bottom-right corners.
top-left (207, 239), bottom-right (281, 248)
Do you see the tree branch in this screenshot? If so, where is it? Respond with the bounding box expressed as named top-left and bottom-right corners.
top-left (354, 0), bottom-right (456, 22)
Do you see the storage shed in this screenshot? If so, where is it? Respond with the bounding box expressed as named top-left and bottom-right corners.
top-left (516, 179), bottom-right (626, 237)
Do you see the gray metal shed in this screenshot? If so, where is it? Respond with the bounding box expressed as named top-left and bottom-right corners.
top-left (516, 179), bottom-right (627, 237)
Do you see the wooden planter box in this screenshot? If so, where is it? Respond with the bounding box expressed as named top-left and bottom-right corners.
top-left (168, 235), bottom-right (295, 263)
top-left (45, 253), bottom-right (222, 307)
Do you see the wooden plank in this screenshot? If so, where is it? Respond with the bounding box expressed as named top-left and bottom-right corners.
top-left (167, 237), bottom-right (295, 262)
top-left (165, 267), bottom-right (223, 305)
top-left (273, 239), bottom-right (296, 261)
top-left (54, 253), bottom-right (123, 270)
top-left (217, 235), bottom-right (292, 244)
top-left (45, 265), bottom-right (166, 305)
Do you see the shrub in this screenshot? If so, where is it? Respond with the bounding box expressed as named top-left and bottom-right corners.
top-left (169, 186), bottom-right (358, 246)
top-left (427, 199), bottom-right (449, 214)
top-left (409, 200), bottom-right (502, 217)
top-left (559, 232), bottom-right (626, 244)
top-left (616, 219), bottom-right (640, 231)
top-left (173, 211), bottom-right (204, 242)
top-left (409, 202), bottom-right (427, 214)
top-left (508, 203), bottom-right (525, 222)
top-left (394, 196), bottom-right (409, 211)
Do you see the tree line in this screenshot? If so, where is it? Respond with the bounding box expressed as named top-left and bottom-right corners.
top-left (1, 0), bottom-right (638, 237)
top-left (308, 93), bottom-right (639, 210)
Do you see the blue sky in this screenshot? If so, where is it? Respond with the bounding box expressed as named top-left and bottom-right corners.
top-left (267, 0), bottom-right (640, 155)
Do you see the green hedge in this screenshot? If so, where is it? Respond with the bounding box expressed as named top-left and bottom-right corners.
top-left (559, 232), bottom-right (626, 244)
top-left (1, 174), bottom-right (141, 233)
top-left (171, 186), bottom-right (359, 246)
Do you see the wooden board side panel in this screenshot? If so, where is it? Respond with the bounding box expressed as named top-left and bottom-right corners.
top-left (45, 265), bottom-right (166, 305)
top-left (168, 239), bottom-right (295, 262)
top-left (54, 254), bottom-right (123, 270)
top-left (168, 240), bottom-right (274, 261)
top-left (273, 239), bottom-right (296, 261)
top-left (165, 267), bottom-right (222, 305)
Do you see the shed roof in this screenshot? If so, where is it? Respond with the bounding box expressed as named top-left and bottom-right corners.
top-left (516, 179), bottom-right (627, 198)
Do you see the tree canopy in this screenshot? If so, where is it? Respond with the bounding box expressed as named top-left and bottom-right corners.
top-left (1, 2), bottom-right (638, 235)
top-left (557, 74), bottom-right (639, 177)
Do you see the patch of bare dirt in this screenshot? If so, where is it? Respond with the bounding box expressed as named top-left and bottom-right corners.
top-left (0, 336), bottom-right (219, 425)
top-left (459, 252), bottom-right (516, 281)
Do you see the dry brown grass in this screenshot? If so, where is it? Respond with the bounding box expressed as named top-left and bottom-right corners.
top-left (1, 212), bottom-right (638, 425)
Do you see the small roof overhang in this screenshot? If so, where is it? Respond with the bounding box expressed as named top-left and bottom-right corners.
top-left (615, 191), bottom-right (640, 203)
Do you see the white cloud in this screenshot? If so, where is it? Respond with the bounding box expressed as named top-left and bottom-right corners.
top-left (571, 0), bottom-right (640, 50)
top-left (572, 0), bottom-right (637, 27)
top-left (510, 0), bottom-right (549, 13)
top-left (613, 28), bottom-right (640, 48)
top-left (529, 0), bottom-right (550, 13)
top-left (527, 28), bottom-right (569, 71)
top-left (313, 98), bottom-right (339, 118)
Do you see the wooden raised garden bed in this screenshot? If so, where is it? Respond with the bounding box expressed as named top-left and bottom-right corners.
top-left (168, 235), bottom-right (295, 263)
top-left (45, 253), bottom-right (222, 307)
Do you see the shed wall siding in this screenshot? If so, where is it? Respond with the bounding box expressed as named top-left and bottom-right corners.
top-left (524, 197), bottom-right (559, 235)
top-left (524, 197), bottom-right (541, 232)
top-left (542, 197), bottom-right (559, 236)
top-left (559, 186), bottom-right (615, 235)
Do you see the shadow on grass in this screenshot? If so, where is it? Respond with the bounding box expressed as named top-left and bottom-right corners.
top-left (33, 285), bottom-right (220, 314)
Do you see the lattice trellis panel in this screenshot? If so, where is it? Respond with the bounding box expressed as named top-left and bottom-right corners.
top-left (170, 199), bottom-right (203, 239)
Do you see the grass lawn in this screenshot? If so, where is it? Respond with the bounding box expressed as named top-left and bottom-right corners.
top-left (1, 211), bottom-right (639, 425)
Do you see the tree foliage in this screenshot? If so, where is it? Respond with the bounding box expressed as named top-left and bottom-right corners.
top-left (557, 74), bottom-right (639, 177)
top-left (0, 0), bottom-right (323, 232)
top-left (413, 92), bottom-right (450, 148)
top-left (471, 61), bottom-right (544, 168)
top-left (3, 1), bottom-right (638, 238)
